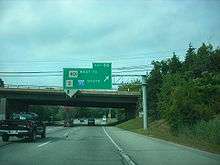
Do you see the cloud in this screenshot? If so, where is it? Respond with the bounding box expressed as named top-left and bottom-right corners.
top-left (0, 0), bottom-right (220, 85)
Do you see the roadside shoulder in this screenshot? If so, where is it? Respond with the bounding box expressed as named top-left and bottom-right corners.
top-left (110, 126), bottom-right (220, 161)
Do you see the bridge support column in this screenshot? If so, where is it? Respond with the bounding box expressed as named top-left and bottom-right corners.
top-left (0, 98), bottom-right (6, 120)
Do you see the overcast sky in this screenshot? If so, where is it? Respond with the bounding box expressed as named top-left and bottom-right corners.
top-left (0, 0), bottom-right (220, 86)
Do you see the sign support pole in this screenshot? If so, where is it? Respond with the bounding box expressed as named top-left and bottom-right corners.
top-left (142, 75), bottom-right (147, 130)
top-left (0, 98), bottom-right (6, 120)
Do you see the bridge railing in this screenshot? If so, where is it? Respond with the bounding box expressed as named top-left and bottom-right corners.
top-left (4, 84), bottom-right (63, 91)
top-left (3, 82), bottom-right (141, 91)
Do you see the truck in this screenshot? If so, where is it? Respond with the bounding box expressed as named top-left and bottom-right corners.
top-left (0, 112), bottom-right (46, 142)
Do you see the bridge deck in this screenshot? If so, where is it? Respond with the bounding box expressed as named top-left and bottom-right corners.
top-left (0, 88), bottom-right (140, 97)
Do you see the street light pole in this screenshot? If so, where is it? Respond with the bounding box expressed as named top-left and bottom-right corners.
top-left (142, 75), bottom-right (147, 130)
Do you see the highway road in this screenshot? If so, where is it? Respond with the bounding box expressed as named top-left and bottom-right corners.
top-left (0, 126), bottom-right (219, 165)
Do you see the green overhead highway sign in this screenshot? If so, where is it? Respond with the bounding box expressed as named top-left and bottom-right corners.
top-left (63, 63), bottom-right (112, 90)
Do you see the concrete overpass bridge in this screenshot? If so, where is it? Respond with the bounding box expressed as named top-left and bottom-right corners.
top-left (0, 88), bottom-right (140, 120)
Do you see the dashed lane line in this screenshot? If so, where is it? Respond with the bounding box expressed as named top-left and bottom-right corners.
top-left (37, 141), bottom-right (51, 148)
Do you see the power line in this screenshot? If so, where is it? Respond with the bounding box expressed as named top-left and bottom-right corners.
top-left (112, 74), bottom-right (142, 77)
top-left (0, 49), bottom-right (186, 64)
top-left (0, 74), bottom-right (63, 77)
top-left (0, 74), bottom-right (144, 77)
top-left (0, 71), bottom-right (63, 74)
top-left (0, 69), bottom-right (147, 74)
top-left (113, 65), bottom-right (152, 70)
top-left (0, 65), bottom-right (152, 74)
top-left (113, 69), bottom-right (150, 74)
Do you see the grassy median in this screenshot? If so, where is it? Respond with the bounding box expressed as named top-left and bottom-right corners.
top-left (117, 116), bottom-right (220, 154)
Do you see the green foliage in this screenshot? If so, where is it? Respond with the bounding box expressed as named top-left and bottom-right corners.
top-left (181, 115), bottom-right (220, 145)
top-left (54, 109), bottom-right (65, 121)
top-left (184, 43), bottom-right (218, 78)
top-left (0, 78), bottom-right (4, 87)
top-left (147, 61), bottom-right (163, 120)
top-left (118, 43), bottom-right (219, 135)
top-left (148, 54), bottom-right (183, 121)
top-left (29, 105), bottom-right (64, 121)
top-left (157, 74), bottom-right (187, 127)
top-left (118, 80), bottom-right (142, 115)
top-left (164, 83), bottom-right (215, 133)
top-left (167, 53), bottom-right (182, 74)
top-left (147, 43), bottom-right (220, 133)
top-left (118, 79), bottom-right (141, 92)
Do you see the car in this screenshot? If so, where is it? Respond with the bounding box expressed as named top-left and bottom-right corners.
top-left (88, 118), bottom-right (95, 126)
top-left (0, 112), bottom-right (46, 142)
top-left (80, 118), bottom-right (85, 123)
top-left (102, 116), bottom-right (107, 122)
top-left (64, 120), bottom-right (74, 127)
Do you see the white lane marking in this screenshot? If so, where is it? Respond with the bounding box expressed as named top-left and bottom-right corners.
top-left (103, 127), bottom-right (122, 151)
top-left (63, 127), bottom-right (80, 137)
top-left (37, 141), bottom-right (51, 147)
top-left (64, 132), bottom-right (69, 137)
top-left (102, 127), bottom-right (136, 165)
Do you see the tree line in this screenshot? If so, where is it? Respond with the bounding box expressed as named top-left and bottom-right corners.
top-left (119, 43), bottom-right (220, 134)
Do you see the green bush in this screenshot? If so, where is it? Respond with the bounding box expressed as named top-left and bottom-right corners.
top-left (181, 116), bottom-right (220, 145)
top-left (158, 77), bottom-right (216, 133)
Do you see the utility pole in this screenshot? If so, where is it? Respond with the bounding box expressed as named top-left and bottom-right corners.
top-left (142, 75), bottom-right (147, 130)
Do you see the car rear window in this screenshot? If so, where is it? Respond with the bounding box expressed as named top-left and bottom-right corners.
top-left (10, 113), bottom-right (35, 120)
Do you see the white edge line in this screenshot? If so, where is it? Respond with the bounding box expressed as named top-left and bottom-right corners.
top-left (115, 127), bottom-right (220, 160)
top-left (103, 127), bottom-right (122, 151)
top-left (102, 127), bottom-right (136, 165)
top-left (37, 141), bottom-right (51, 147)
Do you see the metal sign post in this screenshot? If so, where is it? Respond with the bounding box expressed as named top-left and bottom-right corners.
top-left (142, 75), bottom-right (147, 130)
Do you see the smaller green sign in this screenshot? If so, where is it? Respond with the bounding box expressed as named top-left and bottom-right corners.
top-left (63, 63), bottom-right (112, 90)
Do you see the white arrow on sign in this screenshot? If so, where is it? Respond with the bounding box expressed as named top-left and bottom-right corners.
top-left (104, 76), bottom-right (109, 82)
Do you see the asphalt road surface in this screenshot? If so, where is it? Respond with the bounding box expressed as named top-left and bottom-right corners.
top-left (0, 126), bottom-right (219, 165)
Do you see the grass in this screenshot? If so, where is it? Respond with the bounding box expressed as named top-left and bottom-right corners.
top-left (117, 116), bottom-right (220, 154)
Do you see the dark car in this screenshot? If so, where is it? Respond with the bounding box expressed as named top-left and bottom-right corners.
top-left (0, 112), bottom-right (46, 142)
top-left (88, 118), bottom-right (95, 126)
top-left (64, 120), bottom-right (74, 127)
top-left (80, 118), bottom-right (85, 123)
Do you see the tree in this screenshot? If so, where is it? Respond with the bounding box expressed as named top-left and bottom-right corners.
top-left (167, 52), bottom-right (182, 74)
top-left (185, 42), bottom-right (196, 72)
top-left (165, 82), bottom-right (215, 133)
top-left (118, 80), bottom-right (141, 92)
top-left (147, 53), bottom-right (182, 121)
top-left (147, 61), bottom-right (163, 120)
top-left (29, 105), bottom-right (63, 121)
top-left (160, 60), bottom-right (169, 75)
top-left (0, 78), bottom-right (4, 88)
top-left (210, 47), bottom-right (220, 73)
top-left (150, 43), bottom-right (219, 133)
